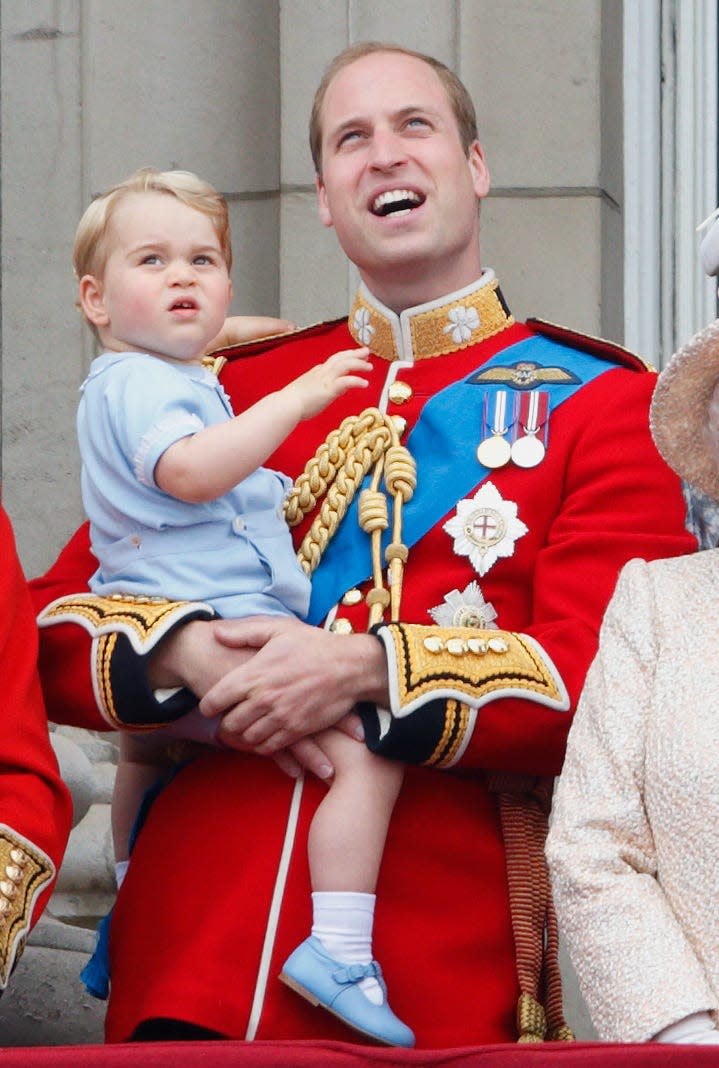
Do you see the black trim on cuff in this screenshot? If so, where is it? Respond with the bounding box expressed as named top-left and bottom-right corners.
top-left (359, 698), bottom-right (451, 764)
top-left (108, 608), bottom-right (215, 726)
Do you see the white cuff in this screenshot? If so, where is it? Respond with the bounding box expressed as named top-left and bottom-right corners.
top-left (115, 859), bottom-right (130, 890)
top-left (654, 1012), bottom-right (719, 1044)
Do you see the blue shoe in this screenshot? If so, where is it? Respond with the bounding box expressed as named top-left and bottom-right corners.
top-left (279, 936), bottom-right (415, 1047)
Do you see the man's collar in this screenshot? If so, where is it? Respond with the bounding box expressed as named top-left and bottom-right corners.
top-left (347, 271), bottom-right (515, 362)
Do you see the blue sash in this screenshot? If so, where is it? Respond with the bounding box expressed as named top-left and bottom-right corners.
top-left (307, 335), bottom-right (616, 624)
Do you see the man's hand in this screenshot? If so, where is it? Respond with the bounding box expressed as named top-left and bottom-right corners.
top-left (147, 616), bottom-right (387, 780)
top-left (198, 617), bottom-right (389, 754)
top-left (272, 730), bottom-right (360, 782)
top-left (206, 315), bottom-right (296, 353)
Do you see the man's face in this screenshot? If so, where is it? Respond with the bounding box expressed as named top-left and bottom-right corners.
top-left (316, 51), bottom-right (490, 307)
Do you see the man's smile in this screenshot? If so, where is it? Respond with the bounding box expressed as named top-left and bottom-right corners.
top-left (370, 189), bottom-right (425, 217)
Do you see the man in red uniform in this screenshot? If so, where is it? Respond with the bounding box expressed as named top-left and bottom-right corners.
top-left (33, 43), bottom-right (694, 1046)
top-left (0, 506), bottom-right (72, 992)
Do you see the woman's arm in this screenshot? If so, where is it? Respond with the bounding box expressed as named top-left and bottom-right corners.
top-left (546, 559), bottom-right (717, 1042)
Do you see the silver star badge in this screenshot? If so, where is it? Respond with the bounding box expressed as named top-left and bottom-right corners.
top-left (443, 481), bottom-right (528, 577)
top-left (429, 581), bottom-right (498, 628)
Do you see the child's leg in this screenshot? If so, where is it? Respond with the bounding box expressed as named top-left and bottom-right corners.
top-left (308, 730), bottom-right (401, 1000)
top-left (112, 733), bottom-right (175, 878)
top-left (308, 727), bottom-right (402, 893)
top-left (281, 732), bottom-right (413, 1046)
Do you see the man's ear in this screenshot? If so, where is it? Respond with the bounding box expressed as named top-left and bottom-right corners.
top-left (467, 140), bottom-right (491, 200)
top-left (316, 174), bottom-right (334, 229)
top-left (78, 275), bottom-right (110, 327)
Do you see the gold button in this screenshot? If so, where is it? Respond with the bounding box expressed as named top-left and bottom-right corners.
top-left (330, 618), bottom-right (354, 634)
top-left (341, 588), bottom-right (363, 606)
top-left (391, 415), bottom-right (407, 436)
top-left (388, 381), bottom-right (413, 404)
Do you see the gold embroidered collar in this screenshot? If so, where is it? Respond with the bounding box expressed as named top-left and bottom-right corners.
top-left (347, 272), bottom-right (514, 362)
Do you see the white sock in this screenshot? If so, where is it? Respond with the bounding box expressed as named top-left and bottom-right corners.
top-left (115, 859), bottom-right (130, 890)
top-left (311, 891), bottom-right (383, 1005)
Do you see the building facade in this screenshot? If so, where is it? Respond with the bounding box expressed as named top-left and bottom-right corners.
top-left (0, 0), bottom-right (717, 1047)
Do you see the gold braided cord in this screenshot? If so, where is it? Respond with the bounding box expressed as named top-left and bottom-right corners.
top-left (284, 407), bottom-right (416, 624)
top-left (285, 408), bottom-right (387, 526)
top-left (361, 458), bottom-right (388, 621)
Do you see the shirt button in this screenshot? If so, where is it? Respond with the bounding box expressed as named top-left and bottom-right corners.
top-left (388, 381), bottom-right (413, 404)
top-left (391, 415), bottom-right (407, 436)
top-left (232, 516), bottom-right (246, 534)
top-left (341, 588), bottom-right (363, 606)
top-left (330, 618), bottom-right (354, 634)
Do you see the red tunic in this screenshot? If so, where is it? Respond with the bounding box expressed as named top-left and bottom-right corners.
top-left (0, 506), bottom-right (72, 986)
top-left (31, 280), bottom-right (694, 1045)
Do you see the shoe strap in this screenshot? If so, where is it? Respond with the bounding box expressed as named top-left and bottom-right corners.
top-left (332, 961), bottom-right (381, 985)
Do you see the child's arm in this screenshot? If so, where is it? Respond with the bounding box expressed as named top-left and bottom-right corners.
top-left (155, 347), bottom-right (371, 503)
top-left (206, 315), bottom-right (296, 353)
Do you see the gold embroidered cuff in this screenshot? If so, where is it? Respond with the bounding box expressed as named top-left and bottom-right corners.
top-left (375, 623), bottom-right (570, 718)
top-left (38, 593), bottom-right (217, 730)
top-left (37, 593), bottom-right (216, 655)
top-left (0, 826), bottom-right (55, 989)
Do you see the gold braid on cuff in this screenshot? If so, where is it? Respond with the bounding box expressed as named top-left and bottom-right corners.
top-left (0, 826), bottom-right (54, 990)
top-left (37, 593), bottom-right (216, 656)
top-left (376, 622), bottom-right (569, 717)
top-left (37, 593), bottom-right (217, 729)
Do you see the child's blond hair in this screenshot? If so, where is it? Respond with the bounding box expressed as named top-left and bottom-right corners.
top-left (73, 167), bottom-right (233, 291)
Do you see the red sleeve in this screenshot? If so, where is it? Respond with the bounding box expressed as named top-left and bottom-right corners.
top-left (30, 522), bottom-right (107, 730)
top-left (0, 507), bottom-right (73, 937)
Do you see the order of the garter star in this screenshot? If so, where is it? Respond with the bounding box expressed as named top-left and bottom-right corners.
top-left (443, 481), bottom-right (528, 577)
top-left (429, 581), bottom-right (498, 629)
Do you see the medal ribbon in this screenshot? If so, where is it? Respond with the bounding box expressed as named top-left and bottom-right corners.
top-left (307, 335), bottom-right (619, 624)
top-left (491, 391), bottom-right (509, 434)
top-left (515, 391), bottom-right (548, 440)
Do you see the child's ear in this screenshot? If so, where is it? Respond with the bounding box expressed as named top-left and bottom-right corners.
top-left (79, 275), bottom-right (109, 327)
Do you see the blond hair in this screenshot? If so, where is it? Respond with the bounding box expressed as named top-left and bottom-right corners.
top-left (73, 167), bottom-right (233, 284)
top-left (309, 42), bottom-right (479, 175)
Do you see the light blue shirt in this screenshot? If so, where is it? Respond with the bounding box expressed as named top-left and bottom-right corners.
top-left (78, 351), bottom-right (310, 619)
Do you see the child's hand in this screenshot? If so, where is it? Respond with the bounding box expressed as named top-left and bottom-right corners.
top-left (292, 347), bottom-right (372, 419)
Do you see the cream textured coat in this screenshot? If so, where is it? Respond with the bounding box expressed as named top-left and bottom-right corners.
top-left (547, 551), bottom-right (719, 1042)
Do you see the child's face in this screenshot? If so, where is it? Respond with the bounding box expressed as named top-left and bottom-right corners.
top-left (81, 191), bottom-right (232, 363)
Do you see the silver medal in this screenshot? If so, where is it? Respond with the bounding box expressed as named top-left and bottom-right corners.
top-left (510, 432), bottom-right (545, 468)
top-left (510, 391), bottom-right (547, 468)
top-left (477, 434), bottom-right (512, 468)
top-left (477, 390), bottom-right (511, 469)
